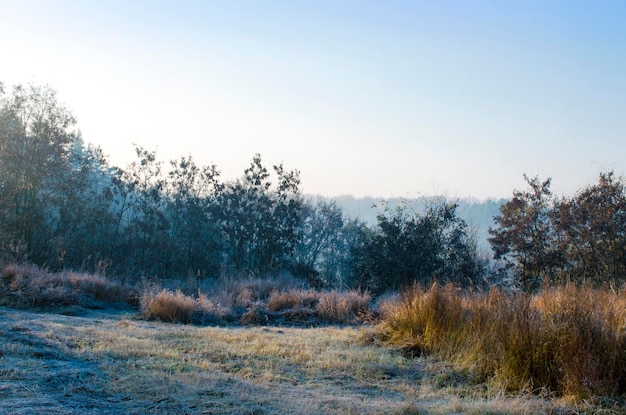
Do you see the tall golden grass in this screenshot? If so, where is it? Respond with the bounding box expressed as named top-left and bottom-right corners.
top-left (379, 283), bottom-right (626, 400)
top-left (141, 289), bottom-right (197, 323)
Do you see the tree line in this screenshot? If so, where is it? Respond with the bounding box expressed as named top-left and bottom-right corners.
top-left (0, 83), bottom-right (483, 293)
top-left (1, 83), bottom-right (625, 293)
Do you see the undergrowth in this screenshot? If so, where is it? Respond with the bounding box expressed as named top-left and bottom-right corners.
top-left (0, 263), bottom-right (138, 309)
top-left (141, 276), bottom-right (373, 326)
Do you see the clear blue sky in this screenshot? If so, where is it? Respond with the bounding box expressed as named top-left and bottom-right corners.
top-left (2, 0), bottom-right (625, 199)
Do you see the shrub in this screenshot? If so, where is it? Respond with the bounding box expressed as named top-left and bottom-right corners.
top-left (65, 271), bottom-right (139, 305)
top-left (531, 285), bottom-right (626, 398)
top-left (136, 273), bottom-right (376, 326)
top-left (196, 292), bottom-right (232, 319)
top-left (267, 290), bottom-right (301, 311)
top-left (203, 273), bottom-right (308, 308)
top-left (378, 283), bottom-right (470, 357)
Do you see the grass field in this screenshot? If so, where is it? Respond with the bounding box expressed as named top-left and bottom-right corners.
top-left (1, 265), bottom-right (624, 414)
top-left (0, 305), bottom-right (600, 415)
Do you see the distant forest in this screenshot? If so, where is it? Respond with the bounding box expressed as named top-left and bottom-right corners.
top-left (2, 82), bottom-right (626, 293)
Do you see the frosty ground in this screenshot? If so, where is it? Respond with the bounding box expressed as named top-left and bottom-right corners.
top-left (0, 306), bottom-right (581, 415)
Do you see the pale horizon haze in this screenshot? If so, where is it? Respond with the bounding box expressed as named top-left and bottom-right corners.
top-left (2, 1), bottom-right (625, 200)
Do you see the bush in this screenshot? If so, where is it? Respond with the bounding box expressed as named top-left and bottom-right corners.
top-left (203, 273), bottom-right (307, 308)
top-left (140, 282), bottom-right (374, 326)
top-left (141, 288), bottom-right (235, 324)
top-left (379, 283), bottom-right (469, 357)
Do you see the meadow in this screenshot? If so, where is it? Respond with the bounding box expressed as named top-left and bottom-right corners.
top-left (0, 264), bottom-right (624, 414)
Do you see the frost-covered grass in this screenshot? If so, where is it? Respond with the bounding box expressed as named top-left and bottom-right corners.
top-left (1, 264), bottom-right (624, 412)
top-left (141, 275), bottom-right (373, 326)
top-left (0, 263), bottom-right (138, 309)
top-left (0, 306), bottom-right (586, 415)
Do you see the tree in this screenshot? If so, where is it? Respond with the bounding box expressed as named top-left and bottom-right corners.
top-left (218, 154), bottom-right (303, 276)
top-left (294, 199), bottom-right (347, 287)
top-left (352, 200), bottom-right (481, 294)
top-left (0, 83), bottom-right (78, 263)
top-left (49, 138), bottom-right (120, 271)
top-left (165, 155), bottom-right (223, 278)
top-left (268, 162), bottom-right (303, 269)
top-left (115, 146), bottom-right (169, 275)
top-left (553, 171), bottom-right (626, 283)
top-left (488, 175), bottom-right (563, 291)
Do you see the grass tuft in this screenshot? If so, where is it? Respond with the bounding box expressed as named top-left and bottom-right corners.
top-left (141, 288), bottom-right (237, 324)
top-left (267, 289), bottom-right (319, 311)
top-left (141, 289), bottom-right (197, 323)
top-left (316, 289), bottom-right (372, 324)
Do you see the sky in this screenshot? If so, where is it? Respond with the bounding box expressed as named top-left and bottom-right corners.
top-left (1, 1), bottom-right (625, 200)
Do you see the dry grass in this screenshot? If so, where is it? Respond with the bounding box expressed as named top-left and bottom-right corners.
top-left (3, 263), bottom-right (625, 411)
top-left (141, 284), bottom-right (373, 326)
top-left (201, 273), bottom-right (306, 307)
top-left (266, 288), bottom-right (318, 311)
top-left (0, 263), bottom-right (138, 309)
top-left (0, 306), bottom-right (590, 415)
top-left (141, 289), bottom-right (197, 323)
top-left (379, 283), bottom-right (626, 402)
top-left (141, 288), bottom-right (236, 325)
top-left (316, 289), bottom-right (372, 323)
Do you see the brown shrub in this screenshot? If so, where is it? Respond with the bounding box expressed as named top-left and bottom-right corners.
top-left (64, 271), bottom-right (139, 305)
top-left (531, 285), bottom-right (626, 398)
top-left (196, 292), bottom-right (232, 318)
top-left (241, 307), bottom-right (264, 325)
top-left (141, 288), bottom-right (235, 325)
top-left (267, 290), bottom-right (300, 311)
top-left (379, 283), bottom-right (469, 356)
top-left (205, 274), bottom-right (308, 308)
